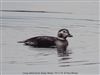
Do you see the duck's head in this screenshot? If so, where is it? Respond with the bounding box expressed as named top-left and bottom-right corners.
top-left (57, 29), bottom-right (73, 39)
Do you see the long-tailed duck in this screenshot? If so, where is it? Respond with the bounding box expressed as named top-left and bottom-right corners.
top-left (18, 29), bottom-right (73, 55)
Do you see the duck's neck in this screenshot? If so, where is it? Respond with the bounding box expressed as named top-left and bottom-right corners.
top-left (58, 37), bottom-right (66, 40)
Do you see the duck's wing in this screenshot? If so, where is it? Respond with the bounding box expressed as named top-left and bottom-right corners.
top-left (35, 36), bottom-right (57, 41)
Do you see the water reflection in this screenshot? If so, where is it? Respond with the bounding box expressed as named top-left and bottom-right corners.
top-left (57, 49), bottom-right (72, 57)
top-left (58, 50), bottom-right (72, 67)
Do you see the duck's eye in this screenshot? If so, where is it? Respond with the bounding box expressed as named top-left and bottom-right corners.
top-left (63, 30), bottom-right (66, 33)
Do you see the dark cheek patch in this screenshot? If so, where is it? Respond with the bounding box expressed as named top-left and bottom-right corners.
top-left (58, 33), bottom-right (63, 38)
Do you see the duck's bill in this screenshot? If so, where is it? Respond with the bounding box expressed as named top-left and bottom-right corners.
top-left (68, 34), bottom-right (73, 37)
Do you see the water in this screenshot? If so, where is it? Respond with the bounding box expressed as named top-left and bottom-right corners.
top-left (0, 2), bottom-right (100, 75)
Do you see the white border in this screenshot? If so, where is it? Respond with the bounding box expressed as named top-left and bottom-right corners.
top-left (0, 0), bottom-right (3, 75)
top-left (0, 0), bottom-right (100, 75)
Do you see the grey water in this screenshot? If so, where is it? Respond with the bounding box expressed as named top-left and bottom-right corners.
top-left (0, 2), bottom-right (100, 75)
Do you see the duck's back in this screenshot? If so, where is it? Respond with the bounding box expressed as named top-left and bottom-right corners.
top-left (19, 36), bottom-right (57, 47)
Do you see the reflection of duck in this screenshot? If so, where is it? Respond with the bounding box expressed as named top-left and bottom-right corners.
top-left (18, 29), bottom-right (73, 54)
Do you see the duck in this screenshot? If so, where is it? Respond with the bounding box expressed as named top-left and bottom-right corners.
top-left (18, 29), bottom-right (73, 54)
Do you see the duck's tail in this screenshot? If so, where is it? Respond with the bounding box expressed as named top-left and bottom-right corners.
top-left (17, 41), bottom-right (25, 43)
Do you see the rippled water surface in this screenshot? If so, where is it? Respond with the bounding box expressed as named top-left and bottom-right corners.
top-left (0, 8), bottom-right (100, 75)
